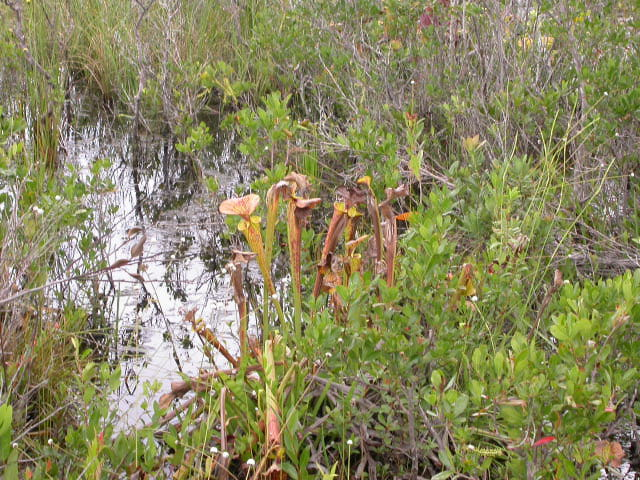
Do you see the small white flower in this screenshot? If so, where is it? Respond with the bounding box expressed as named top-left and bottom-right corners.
top-left (346, 439), bottom-right (353, 446)
top-left (630, 172), bottom-right (635, 177)
top-left (615, 132), bottom-right (620, 137)
top-left (470, 295), bottom-right (478, 302)
top-left (337, 337), bottom-right (343, 343)
top-left (170, 254), bottom-right (176, 260)
top-left (12, 442), bottom-right (18, 449)
top-left (47, 438), bottom-right (53, 446)
top-left (246, 458), bottom-right (256, 467)
top-left (604, 91), bottom-right (608, 96)
top-left (563, 279), bottom-right (570, 284)
top-left (467, 444), bottom-right (476, 451)
top-left (54, 195), bottom-right (62, 201)
top-left (210, 446), bottom-right (218, 454)
top-left (222, 451), bottom-right (230, 459)
top-left (410, 80), bottom-right (415, 85)
top-left (251, 390), bottom-right (257, 397)
top-left (325, 352), bottom-right (332, 358)
top-left (270, 293), bottom-right (278, 300)
top-left (32, 205), bottom-right (44, 215)
top-left (264, 146), bottom-right (269, 151)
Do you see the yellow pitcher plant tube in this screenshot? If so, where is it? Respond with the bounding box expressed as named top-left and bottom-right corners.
top-left (219, 195), bottom-right (286, 332)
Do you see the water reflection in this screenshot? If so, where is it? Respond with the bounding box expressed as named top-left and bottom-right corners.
top-left (62, 105), bottom-right (252, 427)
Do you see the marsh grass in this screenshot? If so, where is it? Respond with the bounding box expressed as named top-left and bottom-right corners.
top-left (0, 112), bottom-right (120, 461)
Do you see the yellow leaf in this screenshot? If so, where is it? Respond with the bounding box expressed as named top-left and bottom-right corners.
top-left (347, 206), bottom-right (361, 217)
top-left (463, 278), bottom-right (476, 296)
top-left (462, 135), bottom-right (481, 153)
top-left (357, 176), bottom-right (372, 187)
top-left (540, 36), bottom-right (554, 50)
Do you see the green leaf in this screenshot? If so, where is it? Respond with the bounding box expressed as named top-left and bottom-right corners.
top-left (431, 472), bottom-right (454, 480)
top-left (550, 324), bottom-right (570, 342)
top-left (205, 177), bottom-right (219, 193)
top-left (493, 351), bottom-right (506, 377)
top-left (409, 150), bottom-right (423, 179)
top-left (281, 462), bottom-right (298, 479)
top-left (4, 448), bottom-right (19, 480)
top-left (453, 394), bottom-right (469, 417)
top-left (437, 447), bottom-right (454, 469)
top-left (501, 406), bottom-right (524, 426)
top-left (0, 403), bottom-right (13, 462)
top-left (431, 370), bottom-right (443, 389)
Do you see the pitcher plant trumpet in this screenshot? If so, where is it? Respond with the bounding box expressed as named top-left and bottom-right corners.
top-left (219, 194), bottom-right (286, 334)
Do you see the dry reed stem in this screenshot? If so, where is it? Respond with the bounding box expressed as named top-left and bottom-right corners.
top-left (183, 309), bottom-right (238, 367)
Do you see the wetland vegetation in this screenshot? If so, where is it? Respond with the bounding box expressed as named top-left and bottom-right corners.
top-left (1, 0), bottom-right (640, 478)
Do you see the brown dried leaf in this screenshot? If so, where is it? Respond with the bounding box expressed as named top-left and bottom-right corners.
top-left (553, 269), bottom-right (563, 289)
top-left (158, 392), bottom-right (175, 410)
top-left (595, 440), bottom-right (625, 467)
top-left (346, 234), bottom-right (370, 250)
top-left (183, 308), bottom-right (197, 325)
top-left (284, 172), bottom-right (311, 196)
top-left (130, 234), bottom-right (146, 258)
top-left (338, 187), bottom-right (368, 209)
top-left (231, 250), bottom-right (257, 264)
top-left (126, 226), bottom-right (144, 238)
top-left (248, 335), bottom-right (262, 359)
top-left (170, 380), bottom-right (191, 396)
top-left (127, 272), bottom-right (145, 283)
top-left (108, 258), bottom-right (130, 270)
top-left (294, 197), bottom-right (321, 209)
top-left (383, 184), bottom-right (410, 203)
top-left (267, 181), bottom-right (293, 205)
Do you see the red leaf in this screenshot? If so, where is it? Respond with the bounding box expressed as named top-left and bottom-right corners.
top-left (533, 436), bottom-right (556, 447)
